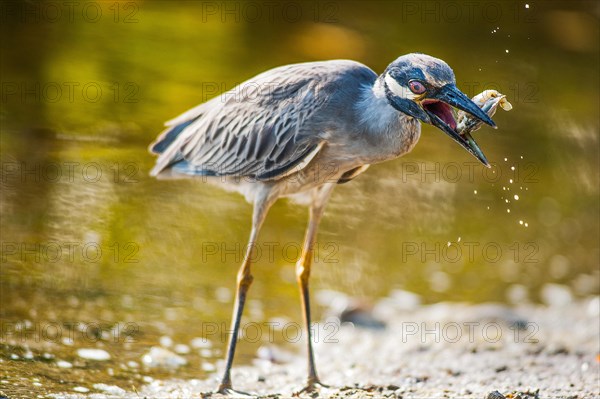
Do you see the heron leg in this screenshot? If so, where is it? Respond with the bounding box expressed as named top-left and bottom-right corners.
top-left (217, 193), bottom-right (276, 395)
top-left (295, 183), bottom-right (335, 393)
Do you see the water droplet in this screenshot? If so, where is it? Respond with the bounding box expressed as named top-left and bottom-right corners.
top-left (511, 166), bottom-right (515, 171)
top-left (505, 199), bottom-right (509, 203)
top-left (509, 179), bottom-right (513, 183)
top-left (505, 49), bottom-right (509, 53)
top-left (504, 157), bottom-right (508, 161)
top-left (519, 220), bottom-right (523, 225)
top-left (507, 209), bottom-right (511, 213)
top-left (514, 194), bottom-right (520, 200)
top-left (458, 237), bottom-right (461, 242)
top-left (474, 189), bottom-right (478, 194)
top-left (525, 222), bottom-right (529, 227)
top-left (525, 3), bottom-right (530, 8)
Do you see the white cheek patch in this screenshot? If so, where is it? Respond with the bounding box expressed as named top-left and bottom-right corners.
top-left (384, 73), bottom-right (417, 100)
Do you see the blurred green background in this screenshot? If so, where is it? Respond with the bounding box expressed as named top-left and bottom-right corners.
top-left (1, 0), bottom-right (598, 395)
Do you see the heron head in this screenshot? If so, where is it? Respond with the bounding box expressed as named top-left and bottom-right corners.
top-left (382, 53), bottom-right (496, 167)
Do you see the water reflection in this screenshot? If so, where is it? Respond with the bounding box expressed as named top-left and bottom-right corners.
top-left (1, 0), bottom-right (598, 395)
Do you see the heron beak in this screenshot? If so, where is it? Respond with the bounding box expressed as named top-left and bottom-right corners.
top-left (421, 84), bottom-right (495, 167)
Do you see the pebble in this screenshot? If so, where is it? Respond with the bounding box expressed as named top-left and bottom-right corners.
top-left (199, 348), bottom-right (213, 358)
top-left (340, 306), bottom-right (386, 329)
top-left (159, 335), bottom-right (173, 348)
top-left (174, 343), bottom-right (191, 354)
top-left (201, 362), bottom-right (216, 372)
top-left (56, 360), bottom-right (73, 369)
top-left (257, 345), bottom-right (295, 364)
top-left (190, 337), bottom-right (212, 349)
top-left (586, 296), bottom-right (599, 316)
top-left (93, 383), bottom-right (126, 395)
top-left (77, 348), bottom-right (111, 361)
top-left (141, 346), bottom-right (187, 368)
top-left (581, 362), bottom-right (589, 372)
top-left (215, 287), bottom-right (232, 303)
top-left (387, 289), bottom-right (422, 310)
top-left (126, 360), bottom-right (139, 368)
top-left (540, 284), bottom-right (573, 307)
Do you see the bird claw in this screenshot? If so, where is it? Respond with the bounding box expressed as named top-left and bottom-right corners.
top-left (293, 380), bottom-right (331, 397)
top-left (215, 386), bottom-right (256, 398)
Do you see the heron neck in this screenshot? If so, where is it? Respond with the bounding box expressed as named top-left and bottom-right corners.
top-left (357, 78), bottom-right (399, 130)
top-left (354, 76), bottom-right (421, 161)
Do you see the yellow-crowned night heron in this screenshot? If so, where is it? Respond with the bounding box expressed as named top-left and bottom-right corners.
top-left (149, 53), bottom-right (496, 395)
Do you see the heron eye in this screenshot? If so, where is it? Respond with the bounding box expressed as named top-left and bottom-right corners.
top-left (409, 80), bottom-right (426, 94)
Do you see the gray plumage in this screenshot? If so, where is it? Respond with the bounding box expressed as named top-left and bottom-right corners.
top-left (150, 59), bottom-right (420, 197)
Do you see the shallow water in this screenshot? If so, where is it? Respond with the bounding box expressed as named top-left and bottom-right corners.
top-left (1, 1), bottom-right (598, 396)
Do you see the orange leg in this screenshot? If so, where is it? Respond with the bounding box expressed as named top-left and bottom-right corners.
top-left (218, 194), bottom-right (276, 396)
top-left (295, 184), bottom-right (335, 393)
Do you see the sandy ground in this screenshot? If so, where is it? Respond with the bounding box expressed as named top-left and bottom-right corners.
top-left (44, 294), bottom-right (599, 399)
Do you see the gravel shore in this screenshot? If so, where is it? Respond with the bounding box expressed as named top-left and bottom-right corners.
top-left (47, 295), bottom-right (599, 398)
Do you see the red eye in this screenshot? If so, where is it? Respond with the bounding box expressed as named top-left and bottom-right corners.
top-left (409, 80), bottom-right (426, 94)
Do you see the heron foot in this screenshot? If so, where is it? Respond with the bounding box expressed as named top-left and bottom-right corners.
top-left (293, 379), bottom-right (331, 397)
top-left (216, 386), bottom-right (256, 398)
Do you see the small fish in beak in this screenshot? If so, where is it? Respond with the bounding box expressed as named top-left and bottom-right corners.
top-left (457, 90), bottom-right (513, 134)
top-left (455, 90), bottom-right (512, 167)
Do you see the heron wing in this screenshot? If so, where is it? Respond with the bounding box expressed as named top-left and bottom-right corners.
top-left (150, 63), bottom-right (342, 181)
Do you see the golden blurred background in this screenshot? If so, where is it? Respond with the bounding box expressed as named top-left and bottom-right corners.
top-left (1, 0), bottom-right (598, 394)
